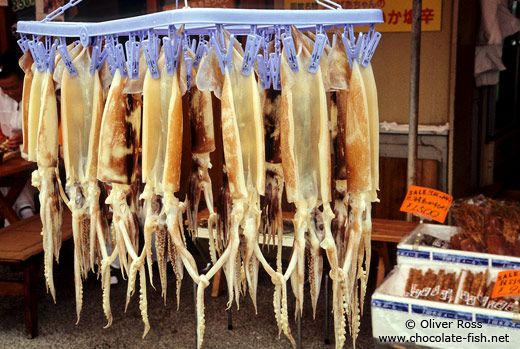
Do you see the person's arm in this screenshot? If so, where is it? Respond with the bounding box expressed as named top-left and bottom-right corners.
top-left (7, 132), bottom-right (22, 148)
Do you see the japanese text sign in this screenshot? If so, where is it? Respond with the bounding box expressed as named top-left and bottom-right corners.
top-left (282, 0), bottom-right (442, 32)
top-left (400, 185), bottom-right (452, 223)
top-left (492, 270), bottom-right (520, 299)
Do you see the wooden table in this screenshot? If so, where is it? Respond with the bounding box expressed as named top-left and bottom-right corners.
top-left (0, 155), bottom-right (37, 224)
top-left (0, 211), bottom-right (72, 338)
top-left (194, 209), bottom-right (419, 295)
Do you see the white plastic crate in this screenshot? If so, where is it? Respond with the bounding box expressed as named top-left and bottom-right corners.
top-left (397, 224), bottom-right (520, 270)
top-left (372, 264), bottom-right (520, 348)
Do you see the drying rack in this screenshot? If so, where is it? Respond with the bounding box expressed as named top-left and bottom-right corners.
top-left (16, 1), bottom-right (383, 89)
top-left (16, 1), bottom-right (383, 347)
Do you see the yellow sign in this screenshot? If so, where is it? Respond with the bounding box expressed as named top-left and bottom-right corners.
top-left (283, 0), bottom-right (442, 32)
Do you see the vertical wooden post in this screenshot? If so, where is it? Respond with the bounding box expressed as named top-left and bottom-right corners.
top-left (407, 0), bottom-right (422, 221)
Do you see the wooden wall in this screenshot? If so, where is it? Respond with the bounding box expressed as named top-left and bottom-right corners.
top-left (374, 158), bottom-right (439, 220)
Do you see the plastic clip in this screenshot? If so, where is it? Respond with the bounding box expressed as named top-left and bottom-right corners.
top-left (241, 25), bottom-right (263, 76)
top-left (211, 27), bottom-right (234, 75)
top-left (342, 26), bottom-right (365, 67)
top-left (104, 36), bottom-right (118, 77)
top-left (34, 37), bottom-right (57, 73)
top-left (27, 38), bottom-right (43, 73)
top-left (115, 43), bottom-right (128, 78)
top-left (193, 35), bottom-right (207, 69)
top-left (185, 55), bottom-right (193, 90)
top-left (182, 34), bottom-right (193, 89)
top-left (17, 33), bottom-right (30, 53)
top-left (270, 52), bottom-right (281, 90)
top-left (360, 25), bottom-right (381, 67)
top-left (142, 30), bottom-right (160, 79)
top-left (125, 33), bottom-right (141, 79)
top-left (257, 54), bottom-right (271, 89)
top-left (89, 37), bottom-right (109, 75)
top-left (162, 25), bottom-right (179, 76)
top-left (57, 37), bottom-right (77, 77)
top-left (308, 25), bottom-right (326, 73)
top-left (282, 25), bottom-right (299, 73)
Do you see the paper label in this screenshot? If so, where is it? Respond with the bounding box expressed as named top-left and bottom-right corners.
top-left (492, 270), bottom-right (520, 298)
top-left (400, 185), bottom-right (453, 223)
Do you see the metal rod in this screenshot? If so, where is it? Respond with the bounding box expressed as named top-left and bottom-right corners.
top-left (297, 310), bottom-right (302, 349)
top-left (407, 0), bottom-right (422, 221)
top-left (193, 282), bottom-right (197, 348)
top-left (324, 275), bottom-right (330, 344)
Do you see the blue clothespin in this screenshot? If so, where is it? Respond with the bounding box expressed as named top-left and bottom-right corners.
top-left (105, 36), bottom-right (118, 77)
top-left (125, 33), bottom-right (141, 79)
top-left (308, 25), bottom-right (326, 74)
top-left (210, 26), bottom-right (234, 75)
top-left (17, 33), bottom-right (30, 53)
top-left (89, 37), bottom-right (108, 75)
top-left (360, 24), bottom-right (381, 67)
top-left (193, 35), bottom-right (207, 69)
top-left (342, 25), bottom-right (365, 67)
top-left (269, 52), bottom-right (281, 90)
top-left (36, 38), bottom-right (57, 73)
top-left (162, 32), bottom-right (174, 76)
top-left (257, 53), bottom-right (271, 89)
top-left (241, 25), bottom-right (263, 76)
top-left (115, 43), bottom-right (128, 78)
top-left (57, 37), bottom-right (77, 77)
top-left (281, 25), bottom-right (298, 73)
top-left (27, 37), bottom-right (44, 73)
top-left (142, 30), bottom-right (160, 79)
top-left (185, 54), bottom-right (193, 90)
top-left (182, 33), bottom-right (193, 89)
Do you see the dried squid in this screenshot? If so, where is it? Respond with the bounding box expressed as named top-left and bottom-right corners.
top-left (338, 38), bottom-right (380, 347)
top-left (196, 33), bottom-right (290, 348)
top-left (185, 70), bottom-right (218, 265)
top-left (18, 50), bottom-right (33, 158)
top-left (96, 68), bottom-right (148, 336)
top-left (140, 49), bottom-right (175, 304)
top-left (279, 28), bottom-right (334, 323)
top-left (26, 57), bottom-right (63, 303)
top-left (327, 32), bottom-right (351, 348)
top-left (61, 45), bottom-right (109, 324)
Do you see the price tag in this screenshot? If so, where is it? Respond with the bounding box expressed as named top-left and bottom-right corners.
top-left (492, 270), bottom-right (520, 299)
top-left (400, 185), bottom-right (453, 223)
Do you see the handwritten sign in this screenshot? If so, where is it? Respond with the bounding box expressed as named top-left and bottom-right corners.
top-left (492, 270), bottom-right (520, 299)
top-left (282, 0), bottom-right (442, 32)
top-left (400, 185), bottom-right (452, 223)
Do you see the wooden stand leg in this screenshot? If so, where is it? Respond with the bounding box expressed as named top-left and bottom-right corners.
top-left (23, 263), bottom-right (38, 339)
top-left (374, 242), bottom-right (392, 287)
top-left (211, 269), bottom-right (224, 298)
